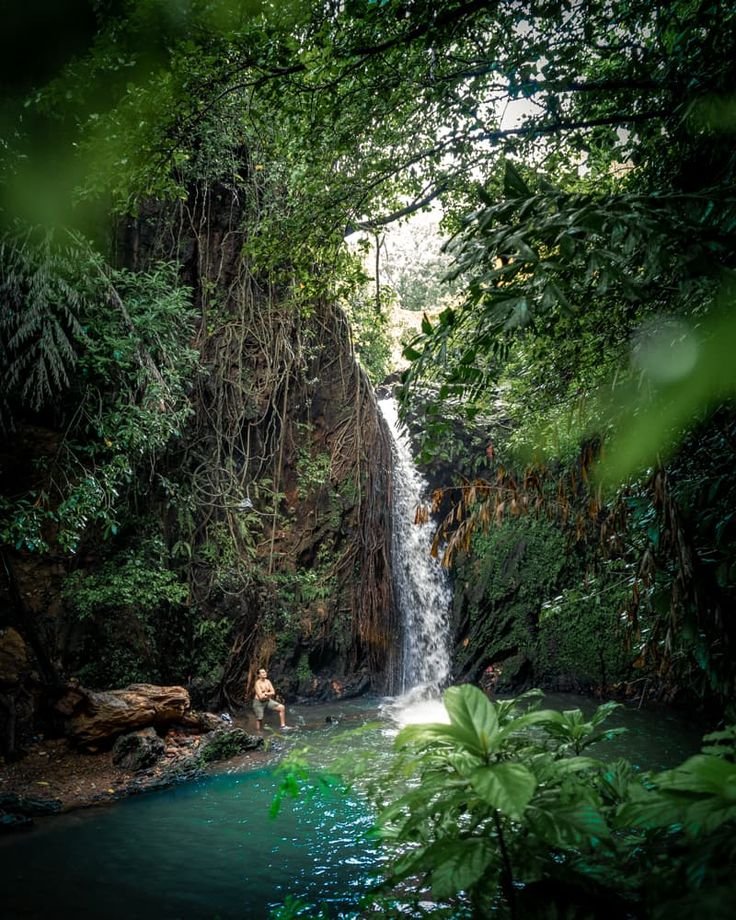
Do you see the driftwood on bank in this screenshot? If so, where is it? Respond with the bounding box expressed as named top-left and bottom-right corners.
top-left (54, 682), bottom-right (193, 749)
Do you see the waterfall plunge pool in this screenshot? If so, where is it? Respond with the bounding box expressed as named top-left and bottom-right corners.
top-left (1, 693), bottom-right (704, 919)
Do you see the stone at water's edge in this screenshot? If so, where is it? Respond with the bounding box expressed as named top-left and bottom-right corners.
top-left (112, 727), bottom-right (165, 772)
top-left (0, 792), bottom-right (62, 815)
top-left (198, 728), bottom-right (263, 764)
top-left (55, 683), bottom-right (191, 748)
top-left (0, 792), bottom-right (62, 833)
top-left (178, 710), bottom-right (229, 732)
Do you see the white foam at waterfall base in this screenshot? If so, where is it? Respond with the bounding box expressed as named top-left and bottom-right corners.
top-left (379, 397), bottom-right (452, 696)
top-left (384, 685), bottom-right (451, 728)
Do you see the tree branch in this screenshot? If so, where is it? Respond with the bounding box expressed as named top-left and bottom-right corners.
top-left (349, 184), bottom-right (448, 234)
top-left (479, 109), bottom-right (670, 143)
top-left (348, 0), bottom-right (497, 58)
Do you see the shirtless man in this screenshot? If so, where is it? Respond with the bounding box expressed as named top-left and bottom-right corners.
top-left (252, 668), bottom-right (290, 730)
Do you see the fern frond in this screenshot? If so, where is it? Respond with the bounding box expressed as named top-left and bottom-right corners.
top-left (0, 225), bottom-right (88, 413)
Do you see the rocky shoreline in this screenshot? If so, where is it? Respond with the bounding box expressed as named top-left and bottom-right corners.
top-left (0, 679), bottom-right (279, 829)
top-left (0, 720), bottom-right (276, 829)
top-left (0, 675), bottom-right (380, 830)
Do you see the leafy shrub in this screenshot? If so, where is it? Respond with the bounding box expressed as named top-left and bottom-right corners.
top-left (271, 687), bottom-right (736, 918)
top-left (62, 535), bottom-right (188, 687)
top-left (372, 687), bottom-right (736, 917)
top-left (63, 538), bottom-right (187, 620)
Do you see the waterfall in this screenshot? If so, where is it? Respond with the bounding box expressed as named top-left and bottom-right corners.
top-left (379, 397), bottom-right (451, 696)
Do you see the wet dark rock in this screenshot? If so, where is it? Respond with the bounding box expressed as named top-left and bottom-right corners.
top-left (339, 672), bottom-right (371, 700)
top-left (1, 811), bottom-right (34, 831)
top-left (119, 765), bottom-right (202, 799)
top-left (177, 710), bottom-right (228, 733)
top-left (0, 628), bottom-right (30, 685)
top-left (292, 669), bottom-right (372, 703)
top-left (111, 727), bottom-right (165, 772)
top-left (0, 792), bottom-right (62, 816)
top-left (0, 627), bottom-right (36, 759)
top-left (0, 792), bottom-right (61, 831)
top-left (198, 728), bottom-right (263, 764)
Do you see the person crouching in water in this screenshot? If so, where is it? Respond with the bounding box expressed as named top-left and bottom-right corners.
top-left (252, 667), bottom-right (291, 730)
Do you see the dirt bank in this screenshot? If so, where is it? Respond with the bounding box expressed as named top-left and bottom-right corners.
top-left (0, 712), bottom-right (275, 817)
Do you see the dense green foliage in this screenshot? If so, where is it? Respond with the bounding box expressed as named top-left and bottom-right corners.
top-left (536, 579), bottom-right (632, 690)
top-left (0, 0), bottom-right (732, 703)
top-left (372, 686), bottom-right (736, 918)
top-left (1, 0), bottom-right (408, 699)
top-left (386, 0), bottom-right (736, 706)
top-left (1, 2), bottom-right (735, 916)
top-left (452, 518), bottom-right (566, 681)
top-left (273, 686), bottom-right (736, 918)
top-left (1, 249), bottom-right (197, 547)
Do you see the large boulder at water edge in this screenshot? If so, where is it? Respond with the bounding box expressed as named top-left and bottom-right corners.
top-left (111, 726), bottom-right (166, 771)
top-left (198, 728), bottom-right (263, 764)
top-left (55, 683), bottom-right (191, 749)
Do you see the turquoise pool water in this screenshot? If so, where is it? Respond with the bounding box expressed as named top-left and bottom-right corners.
top-left (2, 765), bottom-right (378, 919)
top-left (0, 694), bottom-right (704, 919)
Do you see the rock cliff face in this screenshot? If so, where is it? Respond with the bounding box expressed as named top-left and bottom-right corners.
top-left (0, 182), bottom-right (398, 754)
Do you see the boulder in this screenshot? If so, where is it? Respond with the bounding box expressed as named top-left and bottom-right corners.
top-left (112, 727), bottom-right (165, 771)
top-left (177, 710), bottom-right (228, 733)
top-left (0, 628), bottom-right (35, 758)
top-left (55, 683), bottom-right (191, 749)
top-left (1, 812), bottom-right (33, 832)
top-left (198, 728), bottom-right (263, 764)
top-left (0, 792), bottom-right (62, 831)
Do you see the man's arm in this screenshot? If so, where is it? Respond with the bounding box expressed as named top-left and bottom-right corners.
top-left (254, 679), bottom-right (276, 700)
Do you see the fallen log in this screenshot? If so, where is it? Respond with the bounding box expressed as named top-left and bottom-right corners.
top-left (55, 683), bottom-right (191, 749)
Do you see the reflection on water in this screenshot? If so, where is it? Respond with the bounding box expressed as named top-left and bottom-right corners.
top-left (540, 691), bottom-right (705, 772)
top-left (0, 694), bottom-right (704, 918)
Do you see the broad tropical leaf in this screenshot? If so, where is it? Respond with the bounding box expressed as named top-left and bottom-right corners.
top-left (470, 762), bottom-right (537, 818)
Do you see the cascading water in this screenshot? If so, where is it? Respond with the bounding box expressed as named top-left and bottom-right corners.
top-left (379, 397), bottom-right (451, 698)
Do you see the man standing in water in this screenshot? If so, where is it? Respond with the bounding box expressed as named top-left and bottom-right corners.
top-left (252, 667), bottom-right (291, 730)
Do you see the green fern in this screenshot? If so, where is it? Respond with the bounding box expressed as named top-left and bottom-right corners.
top-left (0, 225), bottom-right (90, 413)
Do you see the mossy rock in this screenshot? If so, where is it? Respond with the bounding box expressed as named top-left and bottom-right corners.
top-left (198, 728), bottom-right (263, 764)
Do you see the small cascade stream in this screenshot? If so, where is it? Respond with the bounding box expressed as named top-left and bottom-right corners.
top-left (379, 397), bottom-right (452, 697)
